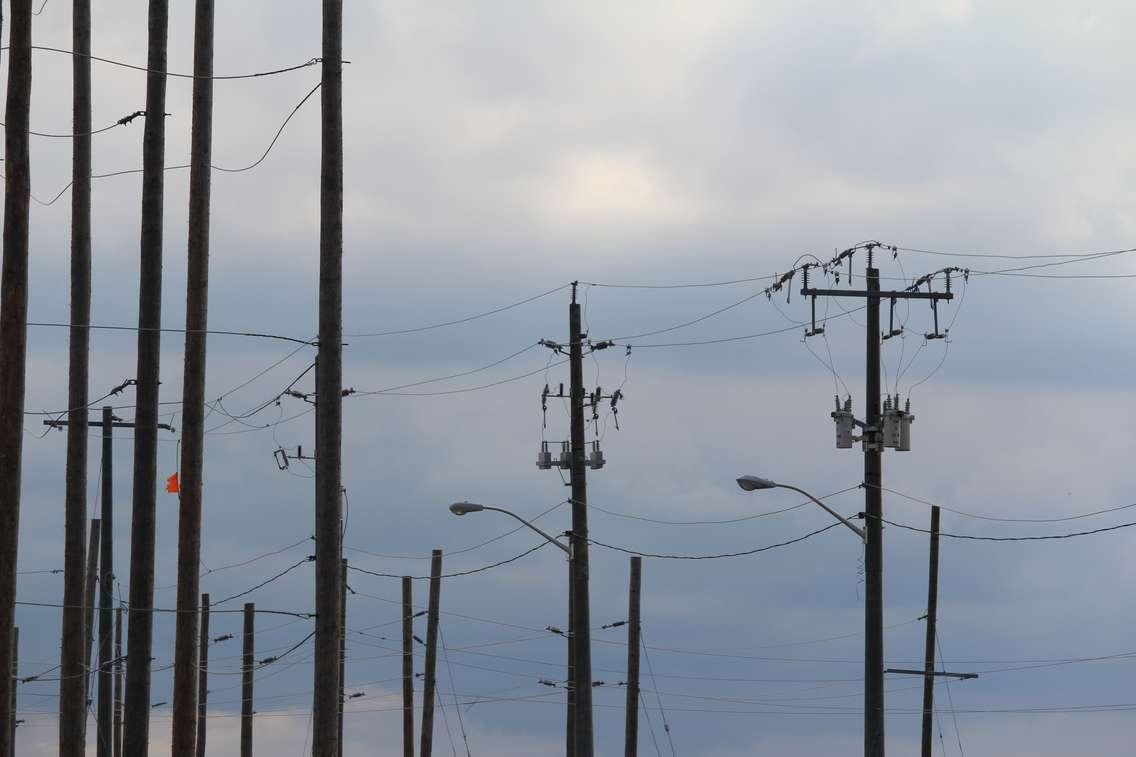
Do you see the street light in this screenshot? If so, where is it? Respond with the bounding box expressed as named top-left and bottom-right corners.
top-left (735, 475), bottom-right (865, 540)
top-left (448, 500), bottom-right (578, 754)
top-left (449, 501), bottom-right (570, 555)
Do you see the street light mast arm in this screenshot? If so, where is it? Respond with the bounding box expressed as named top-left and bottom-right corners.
top-left (482, 506), bottom-right (572, 556)
top-left (775, 484), bottom-right (866, 541)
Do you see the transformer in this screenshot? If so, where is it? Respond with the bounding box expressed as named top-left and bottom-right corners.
top-left (536, 441), bottom-right (553, 470)
top-left (832, 395), bottom-right (854, 449)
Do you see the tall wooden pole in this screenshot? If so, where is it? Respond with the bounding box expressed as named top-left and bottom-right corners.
top-left (920, 506), bottom-right (941, 757)
top-left (123, 2), bottom-right (169, 753)
top-left (83, 519), bottom-right (103, 718)
top-left (171, 2), bottom-right (215, 754)
top-left (241, 603), bottom-right (254, 757)
top-left (312, 1), bottom-right (344, 754)
top-left (8, 627), bottom-right (16, 757)
top-left (60, 0), bottom-right (93, 751)
top-left (401, 576), bottom-right (414, 757)
top-left (863, 258), bottom-right (885, 757)
top-left (0, 3), bottom-right (32, 754)
top-left (196, 594), bottom-right (210, 757)
top-left (624, 556), bottom-right (642, 757)
top-left (568, 285), bottom-right (595, 756)
top-left (337, 558), bottom-right (347, 757)
top-left (97, 408), bottom-right (115, 757)
top-left (566, 563), bottom-right (575, 757)
top-left (113, 607), bottom-right (123, 757)
top-left (419, 551), bottom-right (442, 757)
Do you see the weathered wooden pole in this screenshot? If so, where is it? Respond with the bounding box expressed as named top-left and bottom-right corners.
top-left (241, 603), bottom-right (254, 757)
top-left (419, 551), bottom-right (442, 757)
top-left (402, 576), bottom-right (414, 757)
top-left (196, 594), bottom-right (210, 757)
top-left (83, 519), bottom-right (102, 715)
top-left (60, 0), bottom-right (93, 751)
top-left (114, 607), bottom-right (123, 757)
top-left (97, 407), bottom-right (115, 757)
top-left (0, 3), bottom-right (33, 754)
top-left (624, 557), bottom-right (642, 757)
top-left (311, 0), bottom-right (340, 750)
top-left (312, 0), bottom-right (345, 754)
top-left (171, 1), bottom-right (215, 753)
top-left (123, 2), bottom-right (170, 753)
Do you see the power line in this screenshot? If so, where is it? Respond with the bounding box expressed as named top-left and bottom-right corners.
top-left (588, 486), bottom-right (859, 526)
top-left (3, 44), bottom-right (326, 79)
top-left (345, 284), bottom-right (570, 337)
top-left (872, 514), bottom-right (1136, 542)
top-left (212, 557), bottom-right (315, 606)
top-left (874, 484), bottom-right (1136, 524)
top-left (348, 542), bottom-right (550, 580)
top-left (0, 109), bottom-right (147, 138)
top-left (586, 522), bottom-right (842, 560)
top-left (23, 82), bottom-right (322, 207)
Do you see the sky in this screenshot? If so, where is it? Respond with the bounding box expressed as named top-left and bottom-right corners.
top-left (5, 0), bottom-right (1136, 754)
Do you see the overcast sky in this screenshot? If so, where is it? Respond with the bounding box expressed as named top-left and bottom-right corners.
top-left (6, 1), bottom-right (1136, 755)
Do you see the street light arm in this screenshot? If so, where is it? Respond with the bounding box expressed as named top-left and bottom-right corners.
top-left (775, 484), bottom-right (866, 541)
top-left (481, 506), bottom-right (572, 556)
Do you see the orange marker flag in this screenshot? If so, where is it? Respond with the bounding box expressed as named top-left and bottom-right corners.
top-left (166, 472), bottom-right (180, 494)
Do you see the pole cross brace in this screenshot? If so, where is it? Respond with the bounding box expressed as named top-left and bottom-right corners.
top-left (885, 668), bottom-right (978, 680)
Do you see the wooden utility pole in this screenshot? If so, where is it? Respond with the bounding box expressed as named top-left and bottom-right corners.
top-left (83, 520), bottom-right (103, 710)
top-left (566, 569), bottom-right (575, 757)
top-left (419, 551), bottom-right (442, 757)
top-left (0, 4), bottom-right (33, 755)
top-left (97, 408), bottom-right (115, 757)
top-left (171, 2), bottom-right (215, 754)
top-left (241, 603), bottom-right (254, 757)
top-left (401, 576), bottom-right (414, 757)
top-left (568, 284), bottom-right (595, 756)
top-left (8, 627), bottom-right (16, 757)
top-left (196, 594), bottom-right (210, 757)
top-left (113, 607), bottom-right (123, 757)
top-left (123, 2), bottom-right (169, 753)
top-left (800, 245), bottom-right (956, 757)
top-left (337, 558), bottom-right (347, 757)
top-left (60, 0), bottom-right (93, 752)
top-left (624, 556), bottom-right (642, 757)
top-left (921, 506), bottom-right (940, 757)
top-left (312, 2), bottom-right (345, 755)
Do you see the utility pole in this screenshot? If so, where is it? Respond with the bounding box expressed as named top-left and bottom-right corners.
top-left (624, 556), bottom-right (642, 757)
top-left (8, 627), bottom-right (16, 757)
top-left (241, 603), bottom-right (254, 757)
top-left (312, 2), bottom-right (344, 754)
top-left (885, 507), bottom-right (976, 741)
top-left (401, 576), bottom-right (413, 757)
top-left (97, 408), bottom-right (114, 757)
top-left (171, 1), bottom-right (215, 753)
top-left (0, 4), bottom-right (34, 754)
top-left (566, 572), bottom-right (575, 757)
top-left (798, 242), bottom-right (957, 757)
top-left (921, 506), bottom-right (940, 757)
top-left (196, 594), bottom-right (210, 757)
top-left (337, 558), bottom-right (347, 757)
top-left (113, 607), bottom-right (123, 757)
top-left (568, 284), bottom-right (595, 756)
top-left (419, 550), bottom-right (442, 757)
top-left (83, 519), bottom-right (103, 721)
top-left (124, 1), bottom-right (169, 753)
top-left (42, 414), bottom-right (170, 754)
top-left (60, 0), bottom-right (93, 751)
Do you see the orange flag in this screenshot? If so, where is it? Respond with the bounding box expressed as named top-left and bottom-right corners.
top-left (166, 472), bottom-right (180, 494)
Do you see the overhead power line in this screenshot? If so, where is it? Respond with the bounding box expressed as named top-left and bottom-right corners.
top-left (587, 522), bottom-right (843, 559)
top-left (874, 483), bottom-right (1136, 524)
top-left (22, 82), bottom-right (322, 207)
top-left (870, 513), bottom-right (1136, 541)
top-left (348, 542), bottom-right (551, 580)
top-left (1, 44), bottom-right (328, 79)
